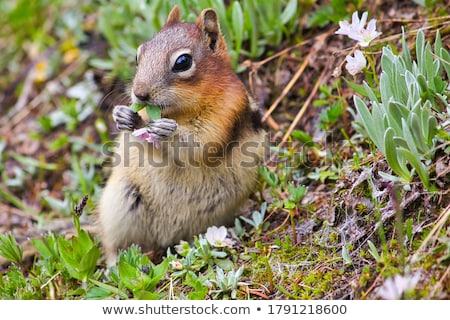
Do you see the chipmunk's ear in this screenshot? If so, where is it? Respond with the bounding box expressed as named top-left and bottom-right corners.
top-left (196, 8), bottom-right (227, 53)
top-left (165, 5), bottom-right (182, 27)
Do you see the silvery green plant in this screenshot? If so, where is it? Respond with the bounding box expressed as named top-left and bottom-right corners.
top-left (239, 202), bottom-right (268, 236)
top-left (353, 30), bottom-right (450, 189)
top-left (208, 266), bottom-right (245, 299)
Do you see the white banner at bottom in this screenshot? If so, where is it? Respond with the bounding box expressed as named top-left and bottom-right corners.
top-left (0, 300), bottom-right (446, 319)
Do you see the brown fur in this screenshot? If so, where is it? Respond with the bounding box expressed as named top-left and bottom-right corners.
top-left (98, 6), bottom-right (266, 265)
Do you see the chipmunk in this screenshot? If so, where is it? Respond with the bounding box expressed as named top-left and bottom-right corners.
top-left (98, 5), bottom-right (266, 265)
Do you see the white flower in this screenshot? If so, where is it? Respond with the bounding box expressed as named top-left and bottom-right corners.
top-left (377, 273), bottom-right (420, 299)
top-left (345, 50), bottom-right (366, 75)
top-left (336, 11), bottom-right (382, 47)
top-left (205, 226), bottom-right (234, 248)
top-left (336, 11), bottom-right (369, 36)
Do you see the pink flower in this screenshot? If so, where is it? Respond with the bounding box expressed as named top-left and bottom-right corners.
top-left (345, 50), bottom-right (366, 75)
top-left (132, 128), bottom-right (160, 148)
top-left (170, 260), bottom-right (183, 270)
top-left (336, 11), bottom-right (382, 47)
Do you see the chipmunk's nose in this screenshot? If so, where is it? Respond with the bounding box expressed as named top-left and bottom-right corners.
top-left (132, 81), bottom-right (151, 102)
top-left (133, 90), bottom-right (149, 102)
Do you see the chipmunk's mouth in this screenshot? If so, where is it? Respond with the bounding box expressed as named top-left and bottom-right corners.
top-left (131, 90), bottom-right (182, 120)
top-left (132, 95), bottom-right (170, 109)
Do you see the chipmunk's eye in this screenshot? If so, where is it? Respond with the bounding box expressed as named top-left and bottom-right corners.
top-left (172, 54), bottom-right (192, 72)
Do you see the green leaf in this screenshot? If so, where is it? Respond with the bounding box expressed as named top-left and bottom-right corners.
top-left (386, 101), bottom-right (407, 135)
top-left (439, 48), bottom-right (450, 80)
top-left (76, 229), bottom-right (95, 255)
top-left (341, 246), bottom-right (352, 265)
top-left (118, 258), bottom-right (138, 280)
top-left (251, 210), bottom-right (264, 226)
top-left (378, 171), bottom-right (405, 183)
top-left (130, 103), bottom-right (161, 120)
top-left (371, 101), bottom-right (387, 153)
top-left (89, 279), bottom-right (129, 299)
top-left (58, 242), bottom-right (82, 280)
top-left (363, 81), bottom-right (379, 103)
top-left (0, 233), bottom-right (23, 264)
top-left (79, 247), bottom-right (101, 281)
top-left (136, 290), bottom-right (161, 300)
top-left (231, 1), bottom-right (243, 55)
top-left (280, 0), bottom-right (297, 24)
top-left (434, 30), bottom-right (442, 84)
top-left (288, 184), bottom-right (307, 202)
top-left (259, 166), bottom-right (278, 188)
top-left (415, 73), bottom-right (428, 94)
top-left (243, 0), bottom-right (259, 58)
top-left (381, 47), bottom-right (395, 89)
top-left (145, 104), bottom-right (161, 120)
top-left (405, 218), bottom-right (413, 241)
top-left (130, 103), bottom-right (145, 112)
top-left (240, 215), bottom-right (256, 228)
top-left (308, 6), bottom-right (330, 27)
top-left (145, 259), bottom-right (168, 291)
top-left (384, 128), bottom-right (412, 182)
top-left (398, 147), bottom-right (429, 189)
top-left (353, 95), bottom-right (377, 146)
top-left (185, 271), bottom-right (203, 289)
top-left (291, 130), bottom-right (314, 145)
top-left (283, 199), bottom-right (296, 209)
top-left (393, 136), bottom-right (408, 150)
top-left (420, 101), bottom-right (431, 141)
top-left (401, 118), bottom-right (420, 158)
top-left (434, 30), bottom-right (442, 67)
top-left (427, 115), bottom-right (438, 146)
top-left (409, 112), bottom-right (430, 156)
top-left (401, 27), bottom-right (412, 70)
top-left (213, 258), bottom-right (235, 271)
top-left (30, 234), bottom-right (60, 259)
top-left (379, 72), bottom-right (393, 106)
top-left (211, 250), bottom-right (228, 258)
top-left (416, 30), bottom-right (425, 75)
top-left (367, 240), bottom-right (381, 262)
top-left (424, 43), bottom-right (436, 91)
top-left (86, 286), bottom-right (114, 300)
top-left (31, 238), bottom-right (53, 258)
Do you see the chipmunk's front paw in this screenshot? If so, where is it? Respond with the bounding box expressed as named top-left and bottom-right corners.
top-left (132, 118), bottom-right (177, 147)
top-left (113, 105), bottom-right (143, 131)
top-left (147, 118), bottom-right (178, 140)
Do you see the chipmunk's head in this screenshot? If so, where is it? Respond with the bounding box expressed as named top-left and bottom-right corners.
top-left (132, 6), bottom-right (236, 119)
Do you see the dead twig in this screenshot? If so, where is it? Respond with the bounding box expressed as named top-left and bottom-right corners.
top-left (279, 67), bottom-right (328, 147)
top-left (410, 204), bottom-right (450, 264)
top-left (262, 55), bottom-right (310, 123)
top-left (360, 265), bottom-right (387, 299)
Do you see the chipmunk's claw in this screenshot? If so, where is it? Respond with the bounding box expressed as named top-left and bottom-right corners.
top-left (146, 118), bottom-right (178, 140)
top-left (113, 105), bottom-right (143, 131)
